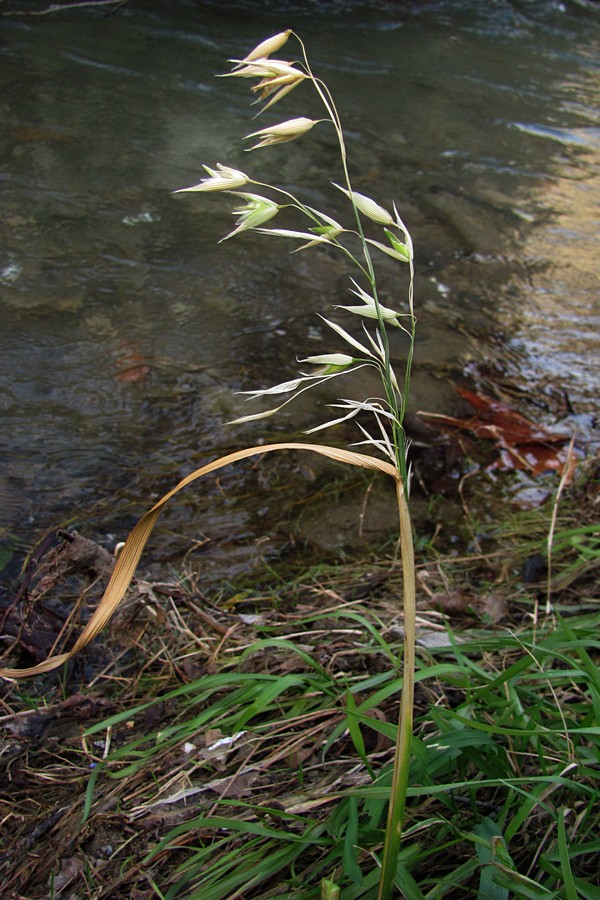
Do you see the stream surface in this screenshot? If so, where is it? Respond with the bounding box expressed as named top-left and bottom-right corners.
top-left (1, 0), bottom-right (599, 582)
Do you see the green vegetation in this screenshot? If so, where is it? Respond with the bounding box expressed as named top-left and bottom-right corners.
top-left (79, 603), bottom-right (599, 898)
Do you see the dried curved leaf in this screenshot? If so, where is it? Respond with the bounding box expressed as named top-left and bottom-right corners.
top-left (0, 443), bottom-right (398, 680)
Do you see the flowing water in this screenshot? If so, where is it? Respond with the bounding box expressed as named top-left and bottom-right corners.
top-left (1, 0), bottom-right (599, 582)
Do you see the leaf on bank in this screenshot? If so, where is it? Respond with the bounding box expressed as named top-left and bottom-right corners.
top-left (418, 388), bottom-right (580, 481)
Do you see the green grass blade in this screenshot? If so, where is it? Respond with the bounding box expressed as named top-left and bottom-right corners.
top-left (342, 796), bottom-right (364, 884)
top-left (557, 809), bottom-right (579, 900)
top-left (474, 818), bottom-right (510, 900)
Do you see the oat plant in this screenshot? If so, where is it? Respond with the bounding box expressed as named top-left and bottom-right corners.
top-left (0, 29), bottom-right (417, 898)
top-left (173, 31), bottom-right (417, 897)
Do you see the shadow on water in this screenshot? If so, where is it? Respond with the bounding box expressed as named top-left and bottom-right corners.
top-left (0, 0), bottom-right (598, 589)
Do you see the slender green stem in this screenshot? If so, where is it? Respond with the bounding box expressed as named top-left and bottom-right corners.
top-left (398, 262), bottom-right (416, 429)
top-left (378, 477), bottom-right (416, 899)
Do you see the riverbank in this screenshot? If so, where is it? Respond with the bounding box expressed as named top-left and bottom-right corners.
top-left (1, 452), bottom-right (598, 898)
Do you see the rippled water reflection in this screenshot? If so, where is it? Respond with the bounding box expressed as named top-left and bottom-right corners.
top-left (1, 0), bottom-right (598, 573)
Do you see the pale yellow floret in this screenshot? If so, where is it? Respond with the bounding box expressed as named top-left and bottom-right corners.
top-left (333, 184), bottom-right (395, 226)
top-left (172, 164), bottom-right (249, 193)
top-left (241, 30), bottom-right (292, 64)
top-left (244, 117), bottom-right (319, 149)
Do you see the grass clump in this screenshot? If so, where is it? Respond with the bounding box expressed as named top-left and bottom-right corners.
top-left (71, 585), bottom-right (600, 898)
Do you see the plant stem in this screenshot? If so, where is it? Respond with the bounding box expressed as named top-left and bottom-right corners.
top-left (378, 476), bottom-right (416, 899)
